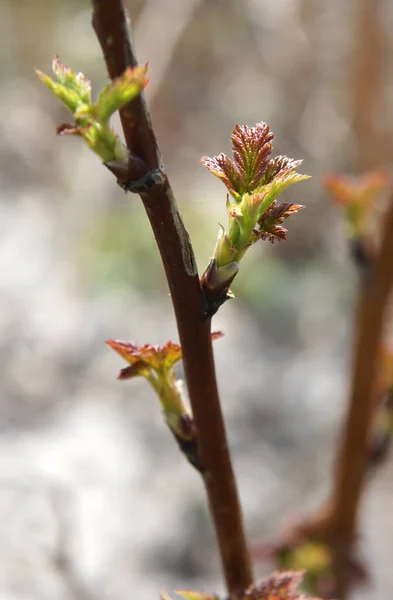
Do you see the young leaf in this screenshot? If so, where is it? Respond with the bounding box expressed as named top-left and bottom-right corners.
top-left (201, 153), bottom-right (242, 200)
top-left (107, 334), bottom-right (223, 378)
top-left (200, 122), bottom-right (309, 312)
top-left (36, 56), bottom-right (148, 163)
top-left (253, 170), bottom-right (309, 218)
top-left (324, 171), bottom-right (389, 236)
top-left (262, 156), bottom-right (303, 185)
top-left (231, 122), bottom-right (274, 193)
top-left (201, 122), bottom-right (274, 199)
top-left (96, 64), bottom-right (149, 122)
top-left (106, 339), bottom-right (183, 375)
top-left (242, 570), bottom-right (322, 600)
top-left (256, 201), bottom-right (304, 243)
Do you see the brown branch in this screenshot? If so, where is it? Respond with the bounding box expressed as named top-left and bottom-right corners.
top-left (91, 1), bottom-right (253, 596)
top-left (352, 0), bottom-right (387, 172)
top-left (327, 197), bottom-right (393, 596)
top-left (257, 197), bottom-right (393, 599)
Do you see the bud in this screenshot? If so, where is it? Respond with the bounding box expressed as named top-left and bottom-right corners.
top-left (36, 56), bottom-right (148, 163)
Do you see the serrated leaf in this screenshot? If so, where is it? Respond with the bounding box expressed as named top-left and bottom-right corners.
top-left (231, 122), bottom-right (274, 193)
top-left (35, 69), bottom-right (83, 113)
top-left (36, 55), bottom-right (91, 113)
top-left (254, 172), bottom-right (310, 217)
top-left (262, 156), bottom-right (303, 185)
top-left (106, 339), bottom-right (183, 374)
top-left (51, 55), bottom-right (91, 103)
top-left (36, 56), bottom-right (147, 163)
top-left (257, 201), bottom-right (304, 243)
top-left (201, 122), bottom-right (274, 198)
top-left (242, 570), bottom-right (322, 600)
top-left (107, 333), bottom-right (223, 379)
top-left (96, 64), bottom-right (149, 122)
top-left (201, 153), bottom-right (241, 200)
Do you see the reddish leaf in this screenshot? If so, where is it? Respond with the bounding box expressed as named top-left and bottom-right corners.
top-left (263, 156), bottom-right (303, 185)
top-left (256, 201), bottom-right (304, 243)
top-left (201, 122), bottom-right (275, 198)
top-left (242, 571), bottom-right (322, 600)
top-left (231, 122), bottom-right (274, 192)
top-left (324, 171), bottom-right (389, 207)
top-left (57, 123), bottom-right (89, 136)
top-left (201, 153), bottom-right (241, 197)
top-left (107, 334), bottom-right (223, 378)
top-left (106, 339), bottom-right (182, 373)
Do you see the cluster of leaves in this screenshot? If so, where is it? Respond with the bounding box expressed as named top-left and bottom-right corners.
top-left (107, 333), bottom-right (222, 446)
top-left (36, 56), bottom-right (148, 162)
top-left (107, 338), bottom-right (190, 437)
top-left (37, 57), bottom-right (320, 598)
top-left (324, 171), bottom-right (389, 238)
top-left (201, 123), bottom-right (308, 306)
top-left (162, 570), bottom-right (323, 600)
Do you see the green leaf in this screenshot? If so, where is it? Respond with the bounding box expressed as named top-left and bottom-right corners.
top-left (35, 69), bottom-right (83, 114)
top-left (95, 65), bottom-right (149, 122)
top-left (255, 171), bottom-right (310, 218)
top-left (36, 56), bottom-right (148, 163)
top-left (51, 55), bottom-right (91, 103)
top-left (262, 155), bottom-right (303, 185)
top-left (176, 591), bottom-right (218, 600)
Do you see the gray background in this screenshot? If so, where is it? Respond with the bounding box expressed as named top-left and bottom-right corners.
top-left (0, 0), bottom-right (392, 598)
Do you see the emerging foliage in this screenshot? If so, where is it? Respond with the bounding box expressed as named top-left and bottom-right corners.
top-left (36, 55), bottom-right (148, 162)
top-left (106, 339), bottom-right (184, 380)
top-left (255, 201), bottom-right (304, 243)
top-left (162, 571), bottom-right (322, 600)
top-left (242, 571), bottom-right (322, 600)
top-left (106, 333), bottom-right (223, 460)
top-left (324, 171), bottom-right (389, 237)
top-left (201, 122), bottom-right (309, 310)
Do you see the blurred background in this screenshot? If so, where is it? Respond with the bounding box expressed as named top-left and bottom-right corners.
top-left (0, 0), bottom-right (393, 598)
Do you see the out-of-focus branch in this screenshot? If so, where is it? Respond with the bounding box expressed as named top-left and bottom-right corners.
top-left (328, 196), bottom-right (393, 596)
top-left (91, 1), bottom-right (253, 596)
top-left (254, 196), bottom-right (393, 599)
top-left (352, 0), bottom-right (387, 172)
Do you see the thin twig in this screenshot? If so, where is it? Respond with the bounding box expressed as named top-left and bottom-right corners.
top-left (91, 1), bottom-right (253, 596)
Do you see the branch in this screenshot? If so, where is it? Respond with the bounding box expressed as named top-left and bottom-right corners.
top-left (328, 196), bottom-right (393, 585)
top-left (352, 0), bottom-right (387, 172)
top-left (91, 1), bottom-right (253, 596)
top-left (253, 196), bottom-right (393, 599)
